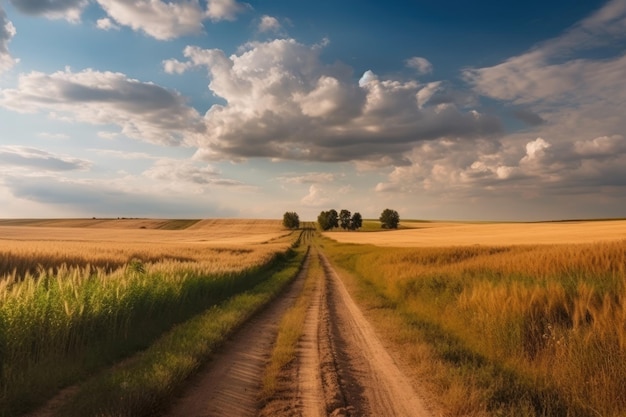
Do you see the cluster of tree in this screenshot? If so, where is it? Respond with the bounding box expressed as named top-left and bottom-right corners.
top-left (282, 211), bottom-right (300, 229)
top-left (283, 208), bottom-right (399, 231)
top-left (318, 209), bottom-right (363, 231)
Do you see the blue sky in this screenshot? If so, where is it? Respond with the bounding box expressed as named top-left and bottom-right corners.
top-left (1, 0), bottom-right (625, 221)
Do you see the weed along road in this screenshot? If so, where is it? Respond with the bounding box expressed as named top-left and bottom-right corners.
top-left (165, 245), bottom-right (433, 417)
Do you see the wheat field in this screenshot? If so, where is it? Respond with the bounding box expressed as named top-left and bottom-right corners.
top-left (0, 218), bottom-right (298, 416)
top-left (326, 219), bottom-right (626, 246)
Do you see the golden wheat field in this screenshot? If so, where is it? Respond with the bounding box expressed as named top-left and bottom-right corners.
top-left (0, 218), bottom-right (294, 280)
top-left (326, 219), bottom-right (626, 246)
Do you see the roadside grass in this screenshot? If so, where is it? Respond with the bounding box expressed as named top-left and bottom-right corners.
top-left (0, 238), bottom-right (295, 417)
top-left (259, 246), bottom-right (321, 402)
top-left (321, 238), bottom-right (626, 417)
top-left (55, 243), bottom-right (308, 417)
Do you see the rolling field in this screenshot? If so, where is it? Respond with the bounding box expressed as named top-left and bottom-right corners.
top-left (321, 220), bottom-right (626, 416)
top-left (325, 219), bottom-right (626, 246)
top-left (0, 219), bottom-right (302, 417)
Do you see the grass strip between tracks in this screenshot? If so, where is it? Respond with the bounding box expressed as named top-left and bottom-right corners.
top-left (55, 245), bottom-right (308, 417)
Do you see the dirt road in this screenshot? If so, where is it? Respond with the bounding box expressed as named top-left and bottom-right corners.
top-left (304, 252), bottom-right (432, 417)
top-left (165, 246), bottom-right (432, 417)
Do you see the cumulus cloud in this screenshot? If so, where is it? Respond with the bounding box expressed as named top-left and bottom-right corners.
top-left (9, 0), bottom-right (87, 22)
top-left (300, 184), bottom-right (334, 207)
top-left (0, 6), bottom-right (17, 73)
top-left (406, 56), bottom-right (433, 75)
top-left (375, 133), bottom-right (626, 198)
top-left (0, 146), bottom-right (91, 171)
top-left (165, 39), bottom-right (500, 163)
top-left (0, 68), bottom-right (205, 145)
top-left (206, 0), bottom-right (249, 22)
top-left (258, 15), bottom-right (281, 33)
top-left (96, 0), bottom-right (205, 40)
top-left (440, 0), bottom-right (626, 201)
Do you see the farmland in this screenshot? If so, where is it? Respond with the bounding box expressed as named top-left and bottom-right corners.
top-left (325, 219), bottom-right (626, 246)
top-left (0, 219), bottom-right (302, 417)
top-left (1, 217), bottom-right (625, 417)
top-left (321, 220), bottom-right (626, 416)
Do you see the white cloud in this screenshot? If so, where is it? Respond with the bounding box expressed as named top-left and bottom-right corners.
top-left (96, 17), bottom-right (120, 31)
top-left (0, 68), bottom-right (205, 146)
top-left (0, 145), bottom-right (91, 172)
top-left (0, 6), bottom-right (17, 74)
top-left (463, 0), bottom-right (626, 111)
top-left (206, 0), bottom-right (249, 22)
top-left (521, 137), bottom-right (551, 163)
top-left (1, 174), bottom-right (234, 217)
top-left (144, 158), bottom-right (245, 187)
top-left (96, 0), bottom-right (205, 40)
top-left (258, 15), bottom-right (281, 33)
top-left (9, 0), bottom-right (87, 22)
top-left (165, 39), bottom-right (500, 162)
top-left (574, 135), bottom-right (626, 156)
top-left (406, 56), bottom-right (433, 75)
top-left (300, 184), bottom-right (333, 207)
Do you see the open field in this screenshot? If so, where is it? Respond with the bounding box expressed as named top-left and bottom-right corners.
top-left (326, 219), bottom-right (626, 246)
top-left (4, 218), bottom-right (626, 417)
top-left (0, 218), bottom-right (288, 245)
top-left (0, 219), bottom-right (293, 281)
top-left (0, 219), bottom-right (300, 417)
top-left (322, 235), bottom-right (626, 417)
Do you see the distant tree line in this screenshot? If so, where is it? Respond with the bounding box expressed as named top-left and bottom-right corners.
top-left (283, 208), bottom-right (400, 231)
top-left (317, 208), bottom-right (399, 230)
top-left (318, 209), bottom-right (363, 231)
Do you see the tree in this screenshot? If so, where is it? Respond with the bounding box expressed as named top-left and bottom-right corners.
top-left (350, 212), bottom-right (363, 230)
top-left (318, 209), bottom-right (339, 231)
top-left (283, 211), bottom-right (300, 229)
top-left (339, 209), bottom-right (351, 230)
top-left (328, 209), bottom-right (339, 229)
top-left (379, 208), bottom-right (400, 229)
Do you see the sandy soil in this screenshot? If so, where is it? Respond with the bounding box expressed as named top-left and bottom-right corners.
top-left (162, 252), bottom-right (312, 417)
top-left (326, 219), bottom-right (626, 247)
top-left (260, 250), bottom-right (433, 417)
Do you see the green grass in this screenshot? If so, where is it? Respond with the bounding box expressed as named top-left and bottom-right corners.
top-left (55, 245), bottom-right (307, 417)
top-left (0, 246), bottom-right (298, 417)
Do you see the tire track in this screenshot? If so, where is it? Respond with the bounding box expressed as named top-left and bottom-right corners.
top-left (317, 252), bottom-right (432, 417)
top-left (162, 251), bottom-right (311, 417)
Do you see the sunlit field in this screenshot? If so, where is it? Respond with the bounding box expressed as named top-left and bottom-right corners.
top-left (0, 218), bottom-right (299, 416)
top-left (322, 222), bottom-right (626, 416)
top-left (326, 219), bottom-right (626, 247)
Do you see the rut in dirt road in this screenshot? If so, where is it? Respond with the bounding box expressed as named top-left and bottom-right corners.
top-left (161, 251), bottom-right (312, 417)
top-left (311, 252), bottom-right (433, 417)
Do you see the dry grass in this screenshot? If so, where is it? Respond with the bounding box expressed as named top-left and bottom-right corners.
top-left (325, 220), bottom-right (626, 247)
top-left (323, 238), bottom-right (626, 416)
top-left (0, 219), bottom-right (293, 280)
